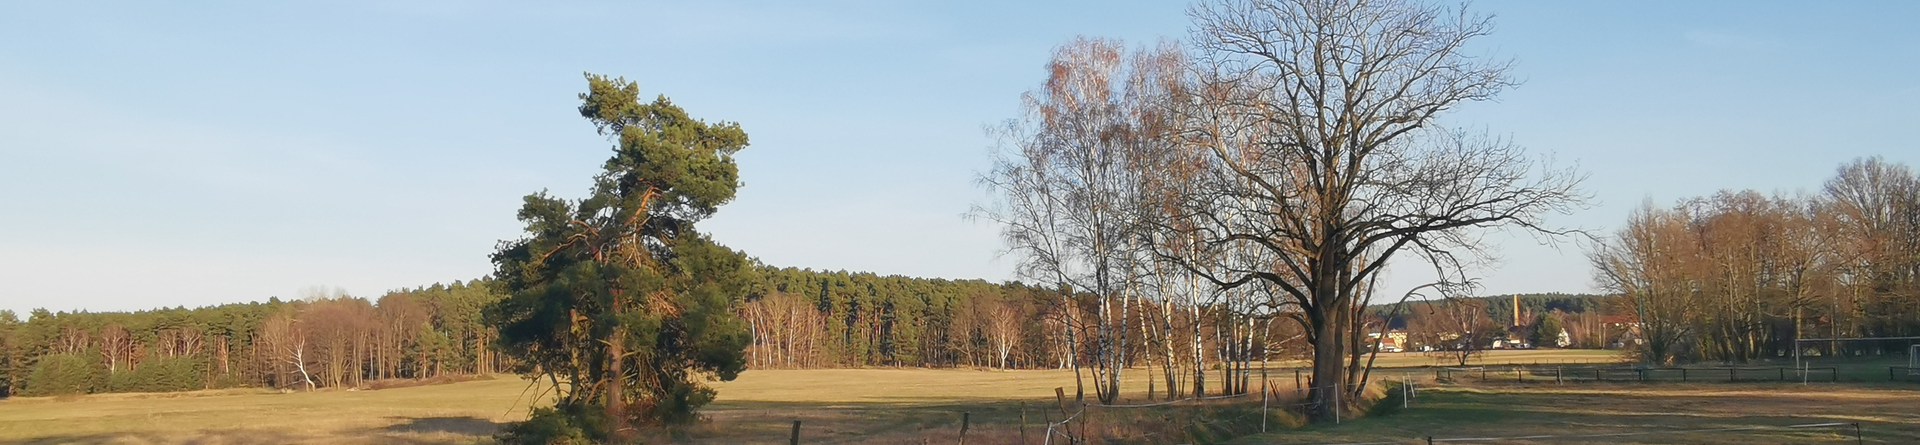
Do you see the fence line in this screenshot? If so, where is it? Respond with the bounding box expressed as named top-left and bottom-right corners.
top-left (1434, 365), bottom-right (1841, 383)
top-left (1093, 389), bottom-right (1256, 408)
top-left (1283, 421), bottom-right (1861, 445)
top-left (1041, 405), bottom-right (1085, 445)
top-left (1101, 391), bottom-right (1259, 408)
top-left (1427, 421), bottom-right (1859, 443)
top-left (1094, 398), bottom-right (1190, 408)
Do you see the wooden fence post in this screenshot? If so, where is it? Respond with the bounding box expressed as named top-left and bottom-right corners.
top-left (1054, 387), bottom-right (1067, 415)
top-left (1080, 403), bottom-right (1088, 444)
top-left (1020, 402), bottom-right (1028, 445)
top-left (959, 411), bottom-right (970, 445)
top-left (790, 420), bottom-right (801, 445)
top-left (1261, 368), bottom-right (1270, 433)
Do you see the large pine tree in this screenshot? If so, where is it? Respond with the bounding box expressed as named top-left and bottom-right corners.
top-left (488, 73), bottom-right (752, 439)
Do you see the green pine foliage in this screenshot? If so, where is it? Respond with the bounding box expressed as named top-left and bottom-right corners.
top-left (1370, 294), bottom-right (1609, 328)
top-left (495, 405), bottom-right (608, 445)
top-left (487, 73), bottom-right (754, 435)
top-left (1529, 314), bottom-right (1566, 348)
top-left (745, 266), bottom-right (1055, 368)
top-left (23, 353), bottom-right (100, 396)
top-left (109, 356), bottom-right (202, 393)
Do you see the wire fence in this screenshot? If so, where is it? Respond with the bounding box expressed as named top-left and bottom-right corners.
top-left (799, 364), bottom-right (1899, 444)
top-left (1093, 391), bottom-right (1255, 408)
top-left (1892, 366), bottom-right (1920, 382)
top-left (777, 363), bottom-right (1902, 445)
top-left (1041, 404), bottom-right (1085, 445)
top-left (1285, 421), bottom-right (1865, 444)
top-left (1053, 376), bottom-right (1398, 444)
top-left (1434, 365), bottom-right (1842, 384)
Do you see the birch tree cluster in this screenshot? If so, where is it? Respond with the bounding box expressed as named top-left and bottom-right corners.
top-left (737, 266), bottom-right (1293, 394)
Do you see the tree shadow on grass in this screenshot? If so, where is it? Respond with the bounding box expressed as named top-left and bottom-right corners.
top-left (1229, 385), bottom-right (1920, 445)
top-left (6, 430), bottom-right (315, 445)
top-left (382, 416), bottom-right (503, 436)
top-left (690, 397), bottom-right (1269, 444)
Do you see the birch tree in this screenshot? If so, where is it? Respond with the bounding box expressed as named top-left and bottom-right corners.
top-left (258, 313), bottom-right (316, 391)
top-left (976, 37), bottom-right (1183, 404)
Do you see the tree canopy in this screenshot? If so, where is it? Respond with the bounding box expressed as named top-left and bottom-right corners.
top-left (487, 73), bottom-right (752, 438)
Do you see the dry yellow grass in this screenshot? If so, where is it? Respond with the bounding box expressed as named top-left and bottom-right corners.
top-left (1231, 383), bottom-right (1920, 445)
top-left (2, 349), bottom-right (1911, 445)
top-left (0, 377), bottom-right (544, 444)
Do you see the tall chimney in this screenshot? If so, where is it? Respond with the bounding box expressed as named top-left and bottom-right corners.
top-left (1513, 294), bottom-right (1521, 327)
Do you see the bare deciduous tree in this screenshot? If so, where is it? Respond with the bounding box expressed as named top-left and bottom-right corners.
top-left (1592, 158), bottom-right (1920, 365)
top-left (258, 313), bottom-right (316, 391)
top-left (1591, 202), bottom-right (1702, 365)
top-left (975, 37), bottom-right (1184, 404)
top-left (1419, 296), bottom-right (1499, 367)
top-left (1169, 0), bottom-right (1585, 421)
top-left (984, 296), bottom-right (1025, 370)
top-left (99, 324), bottom-right (131, 374)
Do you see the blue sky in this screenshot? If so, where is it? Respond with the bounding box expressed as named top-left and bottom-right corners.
top-left (2, 1), bottom-right (1915, 315)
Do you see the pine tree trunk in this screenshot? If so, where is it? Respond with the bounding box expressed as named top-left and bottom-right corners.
top-left (607, 324), bottom-right (628, 433)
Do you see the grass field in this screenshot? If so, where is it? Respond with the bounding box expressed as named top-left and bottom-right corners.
top-left (1231, 384), bottom-right (1920, 444)
top-left (0, 376), bottom-right (537, 444)
top-left (3, 349), bottom-right (1916, 444)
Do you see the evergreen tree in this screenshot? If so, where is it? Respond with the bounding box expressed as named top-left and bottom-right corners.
top-left (1529, 314), bottom-right (1565, 348)
top-left (488, 73), bottom-right (752, 439)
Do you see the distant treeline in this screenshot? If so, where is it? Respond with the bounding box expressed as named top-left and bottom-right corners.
top-left (0, 265), bottom-right (1623, 398)
top-left (1374, 293), bottom-right (1621, 351)
top-left (0, 264), bottom-right (1302, 397)
top-left (744, 266), bottom-right (1305, 399)
top-left (748, 270), bottom-right (1628, 370)
top-left (1372, 293), bottom-right (1608, 327)
top-left (746, 266), bottom-right (1283, 374)
top-left (0, 282), bottom-right (502, 397)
